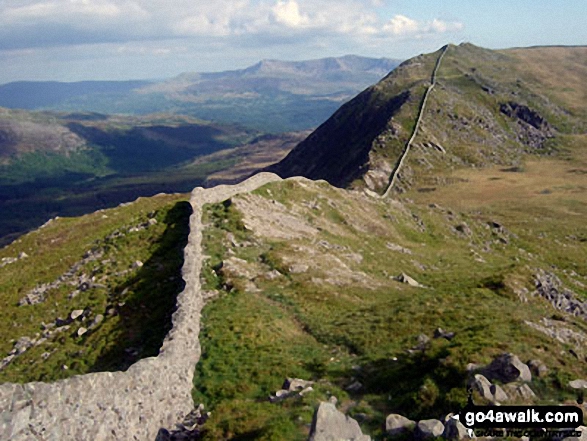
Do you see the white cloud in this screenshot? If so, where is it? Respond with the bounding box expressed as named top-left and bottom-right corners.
top-left (0, 0), bottom-right (466, 81)
top-left (383, 15), bottom-right (419, 35)
top-left (0, 1), bottom-right (464, 49)
top-left (4, 0), bottom-right (148, 22)
top-left (430, 18), bottom-right (464, 33)
top-left (272, 0), bottom-right (309, 28)
top-left (383, 14), bottom-right (463, 37)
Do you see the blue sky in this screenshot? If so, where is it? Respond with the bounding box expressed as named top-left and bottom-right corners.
top-left (0, 0), bottom-right (585, 83)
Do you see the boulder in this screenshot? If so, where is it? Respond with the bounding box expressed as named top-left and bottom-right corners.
top-left (308, 402), bottom-right (371, 441)
top-left (470, 374), bottom-right (509, 404)
top-left (283, 378), bottom-right (314, 392)
top-left (395, 273), bottom-right (421, 287)
top-left (269, 389), bottom-right (292, 403)
top-left (569, 380), bottom-right (587, 390)
top-left (527, 359), bottom-right (548, 378)
top-left (434, 327), bottom-right (455, 340)
top-left (415, 419), bottom-right (444, 439)
top-left (443, 417), bottom-right (470, 440)
top-left (385, 414), bottom-right (415, 437)
top-left (290, 264), bottom-right (309, 274)
top-left (345, 381), bottom-right (363, 393)
top-left (483, 353), bottom-right (532, 383)
top-left (562, 426), bottom-right (587, 441)
top-left (70, 309), bottom-right (84, 320)
top-left (505, 383), bottom-right (536, 401)
top-left (454, 223), bottom-right (472, 237)
top-left (516, 383), bottom-right (536, 400)
top-left (92, 314), bottom-right (104, 327)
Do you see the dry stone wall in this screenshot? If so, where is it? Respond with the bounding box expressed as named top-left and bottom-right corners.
top-left (0, 172), bottom-right (283, 441)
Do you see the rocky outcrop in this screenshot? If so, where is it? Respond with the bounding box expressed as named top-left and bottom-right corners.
top-left (0, 172), bottom-right (283, 441)
top-left (499, 102), bottom-right (554, 150)
top-left (385, 413), bottom-right (415, 437)
top-left (482, 353), bottom-right (532, 383)
top-left (308, 401), bottom-right (371, 441)
top-left (469, 374), bottom-right (509, 404)
top-left (534, 270), bottom-right (587, 320)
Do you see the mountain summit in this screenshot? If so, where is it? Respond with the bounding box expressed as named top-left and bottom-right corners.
top-left (268, 43), bottom-right (587, 193)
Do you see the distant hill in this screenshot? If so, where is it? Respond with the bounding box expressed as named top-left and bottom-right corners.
top-left (0, 108), bottom-right (302, 245)
top-left (0, 56), bottom-right (401, 132)
top-left (0, 81), bottom-right (151, 110)
top-left (269, 44), bottom-right (587, 191)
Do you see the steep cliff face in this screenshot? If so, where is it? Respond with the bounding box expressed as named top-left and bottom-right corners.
top-left (268, 44), bottom-right (586, 194)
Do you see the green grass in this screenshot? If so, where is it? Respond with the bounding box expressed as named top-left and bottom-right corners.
top-left (0, 149), bottom-right (112, 185)
top-left (194, 175), bottom-right (587, 439)
top-left (0, 193), bottom-right (190, 382)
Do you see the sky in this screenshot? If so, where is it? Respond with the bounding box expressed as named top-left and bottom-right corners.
top-left (0, 0), bottom-right (585, 83)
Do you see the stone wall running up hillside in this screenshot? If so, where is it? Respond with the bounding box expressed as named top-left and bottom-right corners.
top-left (0, 172), bottom-right (282, 441)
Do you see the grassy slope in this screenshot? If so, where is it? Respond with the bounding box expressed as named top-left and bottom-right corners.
top-left (0, 192), bottom-right (190, 382)
top-left (395, 44), bottom-right (586, 195)
top-left (270, 44), bottom-right (586, 196)
top-left (194, 166), bottom-right (587, 439)
top-left (502, 46), bottom-right (587, 120)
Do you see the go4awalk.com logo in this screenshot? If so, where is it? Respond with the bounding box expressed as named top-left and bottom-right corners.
top-left (456, 396), bottom-right (584, 438)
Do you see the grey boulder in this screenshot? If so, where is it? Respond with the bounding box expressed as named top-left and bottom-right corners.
top-left (484, 353), bottom-right (532, 383)
top-left (415, 419), bottom-right (444, 439)
top-left (385, 413), bottom-right (415, 437)
top-left (443, 417), bottom-right (472, 440)
top-left (470, 374), bottom-right (509, 403)
top-left (308, 402), bottom-right (370, 441)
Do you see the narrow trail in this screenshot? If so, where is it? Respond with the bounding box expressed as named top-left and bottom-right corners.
top-left (382, 45), bottom-right (448, 198)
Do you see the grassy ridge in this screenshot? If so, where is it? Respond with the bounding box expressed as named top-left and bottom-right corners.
top-left (194, 159), bottom-right (587, 438)
top-left (0, 193), bottom-right (190, 383)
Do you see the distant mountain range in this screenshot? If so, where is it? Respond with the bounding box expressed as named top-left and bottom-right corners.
top-left (0, 55), bottom-right (401, 132)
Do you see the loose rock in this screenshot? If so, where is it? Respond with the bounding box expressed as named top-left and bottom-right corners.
top-left (527, 359), bottom-right (548, 378)
top-left (569, 379), bottom-right (587, 390)
top-left (443, 417), bottom-right (471, 440)
top-left (483, 353), bottom-right (532, 383)
top-left (395, 272), bottom-right (422, 287)
top-left (415, 419), bottom-right (444, 439)
top-left (70, 309), bottom-right (84, 320)
top-left (469, 374), bottom-right (509, 404)
top-left (385, 414), bottom-right (415, 437)
top-left (308, 401), bottom-right (371, 441)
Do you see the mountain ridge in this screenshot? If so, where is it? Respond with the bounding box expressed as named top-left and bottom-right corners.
top-left (0, 43), bottom-right (586, 440)
top-left (0, 55), bottom-right (402, 132)
top-left (268, 43), bottom-right (587, 193)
